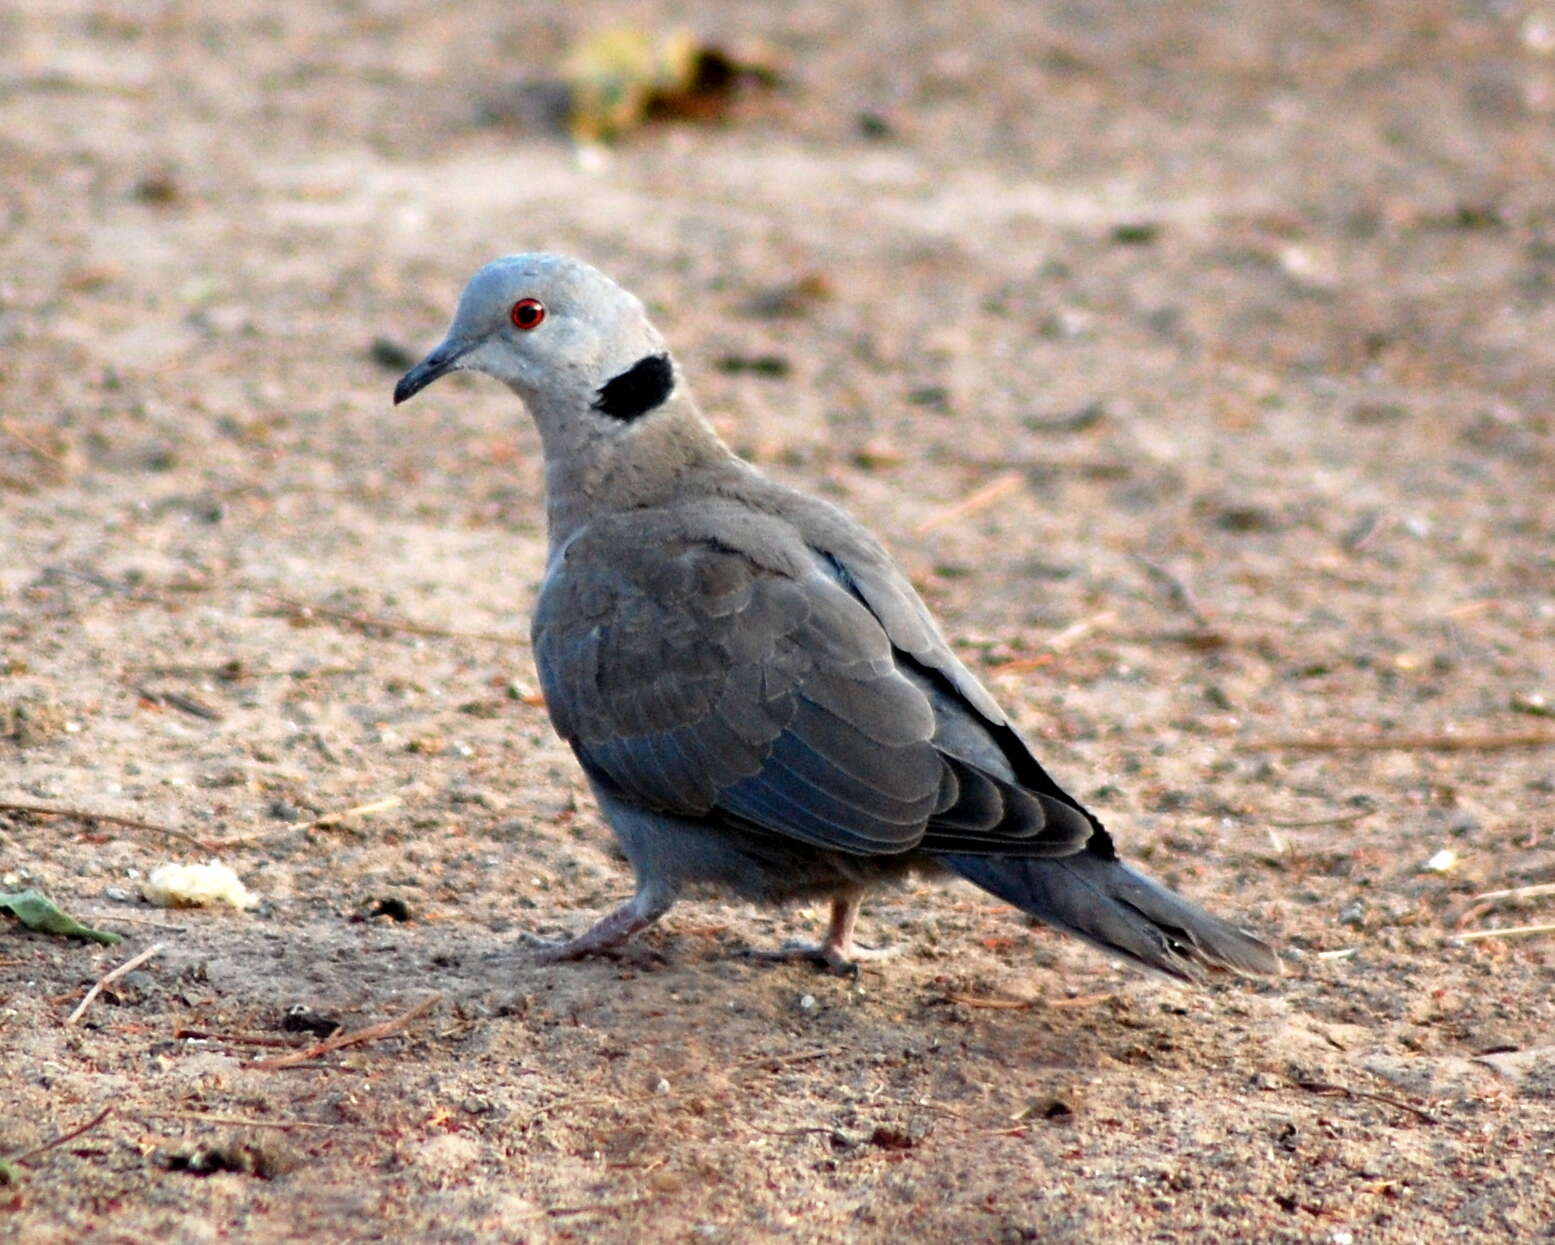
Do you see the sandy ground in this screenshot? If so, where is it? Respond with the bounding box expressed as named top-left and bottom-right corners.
top-left (3, 1), bottom-right (1554, 1241)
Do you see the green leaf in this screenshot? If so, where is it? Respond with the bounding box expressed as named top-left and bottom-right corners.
top-left (0, 889), bottom-right (122, 945)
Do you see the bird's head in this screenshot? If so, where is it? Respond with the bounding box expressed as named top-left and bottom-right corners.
top-left (393, 253), bottom-right (675, 423)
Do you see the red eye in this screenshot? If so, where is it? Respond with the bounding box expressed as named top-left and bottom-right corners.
top-left (509, 298), bottom-right (546, 330)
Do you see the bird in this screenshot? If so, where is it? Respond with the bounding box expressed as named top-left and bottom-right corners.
top-left (394, 253), bottom-right (1279, 984)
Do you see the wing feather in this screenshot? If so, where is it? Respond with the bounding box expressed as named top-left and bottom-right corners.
top-left (532, 512), bottom-right (1096, 862)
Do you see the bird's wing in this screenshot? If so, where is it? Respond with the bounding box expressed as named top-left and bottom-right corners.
top-left (533, 515), bottom-right (1091, 858)
top-left (799, 504), bottom-right (1114, 850)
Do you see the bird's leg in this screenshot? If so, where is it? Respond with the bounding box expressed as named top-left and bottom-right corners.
top-left (742, 892), bottom-right (901, 977)
top-left (526, 880), bottom-right (676, 963)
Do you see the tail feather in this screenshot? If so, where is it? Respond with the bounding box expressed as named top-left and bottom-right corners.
top-left (940, 851), bottom-right (1280, 984)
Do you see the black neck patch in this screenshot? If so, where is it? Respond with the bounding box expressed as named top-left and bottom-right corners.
top-left (593, 353), bottom-right (675, 421)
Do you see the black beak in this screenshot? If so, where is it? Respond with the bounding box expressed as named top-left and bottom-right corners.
top-left (393, 341), bottom-right (469, 405)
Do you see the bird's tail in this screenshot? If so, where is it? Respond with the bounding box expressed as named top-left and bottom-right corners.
top-left (939, 851), bottom-right (1280, 983)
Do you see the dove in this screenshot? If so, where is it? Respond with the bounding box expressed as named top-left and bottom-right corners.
top-left (394, 253), bottom-right (1279, 982)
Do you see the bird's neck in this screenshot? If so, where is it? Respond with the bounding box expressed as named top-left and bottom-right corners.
top-left (532, 390), bottom-right (743, 551)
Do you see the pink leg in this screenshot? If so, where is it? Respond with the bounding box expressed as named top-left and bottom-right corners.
top-left (743, 893), bottom-right (901, 977)
top-left (526, 883), bottom-right (674, 963)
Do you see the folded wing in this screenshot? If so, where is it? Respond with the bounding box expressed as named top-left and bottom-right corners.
top-left (533, 526), bottom-right (1092, 859)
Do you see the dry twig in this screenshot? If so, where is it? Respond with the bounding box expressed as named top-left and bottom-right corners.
top-left (213, 795), bottom-right (402, 848)
top-left (66, 942), bottom-right (166, 1027)
top-left (78, 911), bottom-right (188, 931)
top-left (986, 653), bottom-right (1056, 676)
top-left (947, 993), bottom-right (1035, 1010)
top-left (946, 991), bottom-right (1113, 1011)
top-left (0, 418), bottom-right (67, 464)
top-left (174, 1028), bottom-right (310, 1049)
top-left (1265, 806), bottom-right (1377, 829)
top-left (260, 592), bottom-right (523, 644)
top-left (510, 1198), bottom-right (657, 1222)
top-left (1293, 1079), bottom-right (1438, 1125)
top-left (0, 800), bottom-right (217, 854)
top-left (1473, 882), bottom-right (1555, 902)
top-left (3, 1105), bottom-right (114, 1166)
top-left (1045, 991), bottom-right (1116, 1009)
top-left (746, 1123), bottom-right (841, 1139)
top-left (125, 660), bottom-right (363, 681)
top-left (299, 796), bottom-right (403, 832)
top-left (734, 1046), bottom-right (842, 1072)
top-left (1240, 732), bottom-right (1555, 753)
top-left (914, 471), bottom-right (1024, 534)
top-left (136, 686), bottom-right (224, 722)
top-left (1132, 555), bottom-right (1211, 627)
top-left (139, 1111), bottom-right (385, 1133)
top-left (1452, 923), bottom-right (1555, 944)
top-left (252, 994), bottom-right (441, 1069)
top-left (1044, 611), bottom-right (1117, 653)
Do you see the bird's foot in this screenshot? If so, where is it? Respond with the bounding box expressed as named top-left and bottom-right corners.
top-left (523, 898), bottom-right (660, 964)
top-left (740, 939), bottom-right (902, 978)
top-left (521, 931), bottom-right (618, 964)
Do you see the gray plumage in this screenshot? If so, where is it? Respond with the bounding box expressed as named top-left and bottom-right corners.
top-left (395, 253), bottom-right (1279, 983)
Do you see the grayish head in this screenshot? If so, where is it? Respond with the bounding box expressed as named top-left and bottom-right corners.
top-left (393, 254), bottom-right (676, 422)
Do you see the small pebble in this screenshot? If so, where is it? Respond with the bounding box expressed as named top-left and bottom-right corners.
top-left (1511, 691), bottom-right (1553, 718)
top-left (798, 993), bottom-right (817, 1012)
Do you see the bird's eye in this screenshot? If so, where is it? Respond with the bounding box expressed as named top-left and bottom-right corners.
top-left (509, 298), bottom-right (546, 331)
